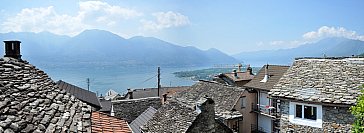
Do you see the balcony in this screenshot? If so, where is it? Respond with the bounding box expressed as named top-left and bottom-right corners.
top-left (251, 103), bottom-right (279, 119)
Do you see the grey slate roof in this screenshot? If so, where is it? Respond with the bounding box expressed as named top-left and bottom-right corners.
top-left (57, 80), bottom-right (101, 108)
top-left (173, 81), bottom-right (244, 119)
top-left (99, 99), bottom-right (112, 113)
top-left (270, 58), bottom-right (364, 105)
top-left (130, 106), bottom-right (157, 133)
top-left (0, 57), bottom-right (92, 133)
top-left (141, 100), bottom-right (199, 132)
top-left (244, 65), bottom-right (289, 91)
top-left (112, 97), bottom-right (162, 123)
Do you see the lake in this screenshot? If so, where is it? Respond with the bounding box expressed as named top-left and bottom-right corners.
top-left (31, 60), bottom-right (207, 96)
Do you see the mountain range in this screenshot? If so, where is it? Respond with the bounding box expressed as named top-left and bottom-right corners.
top-left (0, 30), bottom-right (363, 67)
top-left (233, 38), bottom-right (364, 66)
top-left (0, 30), bottom-right (238, 66)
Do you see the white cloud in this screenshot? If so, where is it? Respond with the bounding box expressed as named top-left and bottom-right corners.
top-left (0, 1), bottom-right (143, 36)
top-left (78, 1), bottom-right (142, 26)
top-left (259, 26), bottom-right (364, 50)
top-left (303, 26), bottom-right (364, 41)
top-left (141, 11), bottom-right (190, 31)
top-left (1, 6), bottom-right (85, 35)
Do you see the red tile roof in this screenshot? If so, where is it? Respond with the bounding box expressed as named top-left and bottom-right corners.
top-left (92, 112), bottom-right (132, 133)
top-left (223, 71), bottom-right (254, 82)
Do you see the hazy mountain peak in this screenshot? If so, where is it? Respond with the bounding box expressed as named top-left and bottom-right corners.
top-left (233, 37), bottom-right (364, 66)
top-left (0, 30), bottom-right (238, 66)
top-left (77, 29), bottom-right (125, 39)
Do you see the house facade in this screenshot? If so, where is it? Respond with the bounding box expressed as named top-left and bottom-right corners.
top-left (270, 57), bottom-right (364, 132)
top-left (244, 65), bottom-right (290, 133)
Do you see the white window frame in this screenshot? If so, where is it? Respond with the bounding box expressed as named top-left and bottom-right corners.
top-left (289, 102), bottom-right (322, 128)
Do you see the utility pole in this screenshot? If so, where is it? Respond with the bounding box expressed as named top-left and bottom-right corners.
top-left (157, 67), bottom-right (160, 97)
top-left (86, 78), bottom-right (90, 91)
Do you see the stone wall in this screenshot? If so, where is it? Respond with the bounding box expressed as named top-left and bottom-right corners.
top-left (112, 97), bottom-right (161, 123)
top-left (279, 100), bottom-right (354, 132)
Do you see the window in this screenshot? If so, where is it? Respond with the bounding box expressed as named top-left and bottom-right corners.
top-left (294, 104), bottom-right (317, 120)
top-left (304, 106), bottom-right (317, 120)
top-left (295, 105), bottom-right (302, 118)
top-left (289, 102), bottom-right (322, 128)
top-left (240, 97), bottom-right (246, 109)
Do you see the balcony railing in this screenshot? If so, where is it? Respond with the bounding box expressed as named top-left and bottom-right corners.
top-left (251, 103), bottom-right (279, 119)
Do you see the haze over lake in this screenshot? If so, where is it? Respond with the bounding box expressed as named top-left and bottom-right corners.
top-left (32, 60), bottom-right (207, 96)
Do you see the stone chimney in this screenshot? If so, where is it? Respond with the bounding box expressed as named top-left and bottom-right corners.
top-left (260, 64), bottom-right (269, 83)
top-left (237, 63), bottom-right (242, 72)
top-left (246, 64), bottom-right (253, 75)
top-left (195, 97), bottom-right (216, 132)
top-left (127, 89), bottom-right (133, 99)
top-left (233, 69), bottom-right (238, 79)
top-left (3, 40), bottom-right (21, 59)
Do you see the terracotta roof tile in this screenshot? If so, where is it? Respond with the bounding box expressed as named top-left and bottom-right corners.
top-left (224, 71), bottom-right (254, 82)
top-left (91, 112), bottom-right (132, 133)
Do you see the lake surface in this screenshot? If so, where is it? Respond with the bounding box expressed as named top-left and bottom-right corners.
top-left (31, 60), bottom-right (206, 96)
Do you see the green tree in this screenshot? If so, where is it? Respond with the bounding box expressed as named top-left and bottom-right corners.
top-left (351, 84), bottom-right (364, 133)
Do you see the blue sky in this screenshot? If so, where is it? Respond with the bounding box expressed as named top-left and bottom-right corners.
top-left (1, 0), bottom-right (364, 54)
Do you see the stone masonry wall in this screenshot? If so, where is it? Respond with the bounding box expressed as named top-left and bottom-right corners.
top-left (279, 100), bottom-right (354, 133)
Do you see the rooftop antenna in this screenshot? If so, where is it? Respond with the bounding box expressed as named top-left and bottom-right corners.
top-left (86, 78), bottom-right (90, 91)
top-left (158, 67), bottom-right (161, 97)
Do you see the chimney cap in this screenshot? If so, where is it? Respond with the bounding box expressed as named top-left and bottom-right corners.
top-left (3, 40), bottom-right (21, 43)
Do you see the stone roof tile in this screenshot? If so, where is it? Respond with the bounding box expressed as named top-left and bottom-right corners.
top-left (0, 57), bottom-right (92, 133)
top-left (270, 58), bottom-right (364, 105)
top-left (173, 81), bottom-right (244, 119)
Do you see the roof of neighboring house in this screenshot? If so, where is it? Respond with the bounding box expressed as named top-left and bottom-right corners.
top-left (270, 57), bottom-right (364, 105)
top-left (223, 71), bottom-right (254, 82)
top-left (112, 97), bottom-right (162, 123)
top-left (123, 86), bottom-right (190, 99)
top-left (141, 100), bottom-right (200, 132)
top-left (244, 65), bottom-right (290, 91)
top-left (0, 57), bottom-right (92, 133)
top-left (99, 99), bottom-right (112, 112)
top-left (91, 112), bottom-right (132, 133)
top-left (130, 106), bottom-right (157, 133)
top-left (105, 89), bottom-right (119, 100)
top-left (57, 80), bottom-right (102, 108)
top-left (173, 81), bottom-right (244, 119)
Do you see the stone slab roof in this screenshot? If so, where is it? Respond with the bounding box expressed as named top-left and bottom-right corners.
top-left (99, 99), bottom-right (112, 113)
top-left (112, 97), bottom-right (161, 123)
top-left (57, 80), bottom-right (101, 108)
top-left (244, 65), bottom-right (289, 91)
top-left (141, 100), bottom-right (199, 132)
top-left (91, 112), bottom-right (131, 133)
top-left (173, 81), bottom-right (244, 119)
top-left (130, 106), bottom-right (157, 133)
top-left (270, 58), bottom-right (364, 105)
top-left (0, 57), bottom-right (92, 133)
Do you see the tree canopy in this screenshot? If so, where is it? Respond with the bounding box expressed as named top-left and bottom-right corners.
top-left (351, 84), bottom-right (364, 133)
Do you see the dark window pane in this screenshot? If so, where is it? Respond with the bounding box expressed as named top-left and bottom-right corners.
top-left (295, 104), bottom-right (302, 118)
top-left (304, 106), bottom-right (317, 120)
